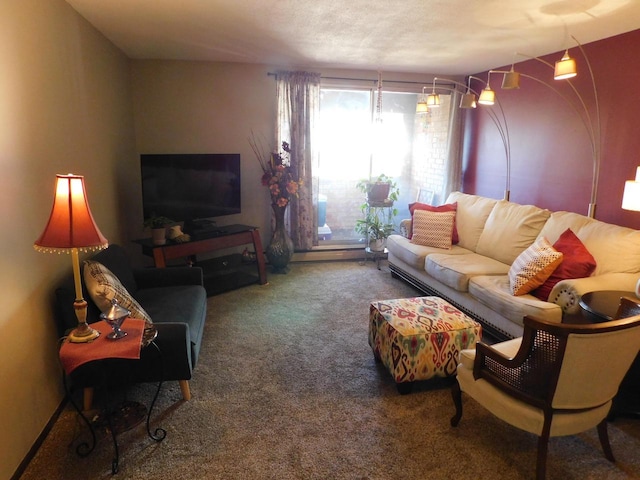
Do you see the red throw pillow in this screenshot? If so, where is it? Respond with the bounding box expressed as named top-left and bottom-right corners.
top-left (409, 202), bottom-right (458, 244)
top-left (532, 228), bottom-right (597, 301)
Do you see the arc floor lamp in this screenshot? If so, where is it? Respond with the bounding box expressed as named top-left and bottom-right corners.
top-left (417, 76), bottom-right (512, 201)
top-left (481, 36), bottom-right (600, 218)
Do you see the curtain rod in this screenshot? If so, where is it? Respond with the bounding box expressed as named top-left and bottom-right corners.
top-left (266, 72), bottom-right (457, 87)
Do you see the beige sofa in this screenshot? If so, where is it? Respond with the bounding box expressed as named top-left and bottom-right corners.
top-left (387, 191), bottom-right (640, 339)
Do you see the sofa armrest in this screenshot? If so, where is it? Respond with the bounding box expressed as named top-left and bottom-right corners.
top-left (133, 266), bottom-right (204, 289)
top-left (548, 273), bottom-right (639, 315)
top-left (399, 219), bottom-right (411, 238)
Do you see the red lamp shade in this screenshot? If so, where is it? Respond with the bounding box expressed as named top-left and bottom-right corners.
top-left (34, 174), bottom-right (108, 252)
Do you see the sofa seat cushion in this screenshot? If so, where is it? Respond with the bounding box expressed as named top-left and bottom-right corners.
top-left (387, 234), bottom-right (472, 271)
top-left (539, 211), bottom-right (640, 276)
top-left (426, 253), bottom-right (510, 292)
top-left (475, 200), bottom-right (551, 265)
top-left (468, 275), bottom-right (563, 325)
top-left (136, 285), bottom-right (207, 350)
top-left (445, 192), bottom-right (498, 251)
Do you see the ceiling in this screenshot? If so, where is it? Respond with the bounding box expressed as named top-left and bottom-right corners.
top-left (65, 0), bottom-right (640, 75)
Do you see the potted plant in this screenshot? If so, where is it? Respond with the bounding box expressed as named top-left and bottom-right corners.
top-left (144, 215), bottom-right (174, 245)
top-left (355, 174), bottom-right (399, 251)
top-left (356, 173), bottom-right (400, 205)
top-left (355, 209), bottom-right (395, 251)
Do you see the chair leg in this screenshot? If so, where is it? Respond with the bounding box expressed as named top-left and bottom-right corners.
top-left (450, 381), bottom-right (463, 427)
top-left (83, 387), bottom-right (94, 411)
top-left (597, 419), bottom-right (615, 462)
top-left (536, 434), bottom-right (550, 480)
top-left (179, 380), bottom-right (191, 401)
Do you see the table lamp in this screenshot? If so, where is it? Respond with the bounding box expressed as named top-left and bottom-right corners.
top-left (622, 166), bottom-right (640, 297)
top-left (34, 174), bottom-right (108, 342)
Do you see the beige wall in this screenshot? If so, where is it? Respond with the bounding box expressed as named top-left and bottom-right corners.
top-left (130, 60), bottom-right (277, 244)
top-left (0, 1), bottom-right (136, 477)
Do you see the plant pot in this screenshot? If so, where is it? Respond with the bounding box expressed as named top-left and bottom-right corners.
top-left (369, 238), bottom-right (385, 252)
top-left (151, 227), bottom-right (167, 245)
top-left (367, 182), bottom-right (391, 203)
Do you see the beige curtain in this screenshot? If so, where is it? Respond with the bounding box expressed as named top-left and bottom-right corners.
top-left (443, 90), bottom-right (463, 200)
top-left (275, 71), bottom-right (321, 251)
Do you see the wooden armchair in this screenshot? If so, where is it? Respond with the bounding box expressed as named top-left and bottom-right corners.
top-left (451, 308), bottom-right (640, 479)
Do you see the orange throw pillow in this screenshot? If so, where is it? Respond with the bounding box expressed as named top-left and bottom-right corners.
top-left (509, 237), bottom-right (563, 296)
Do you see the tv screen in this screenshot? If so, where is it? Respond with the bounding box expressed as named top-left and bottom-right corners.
top-left (140, 153), bottom-right (241, 224)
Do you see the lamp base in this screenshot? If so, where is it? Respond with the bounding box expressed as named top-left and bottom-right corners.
top-left (68, 322), bottom-right (100, 343)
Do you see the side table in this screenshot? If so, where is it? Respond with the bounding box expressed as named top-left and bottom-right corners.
top-left (578, 290), bottom-right (640, 419)
top-left (579, 290), bottom-right (634, 322)
top-left (59, 319), bottom-right (166, 474)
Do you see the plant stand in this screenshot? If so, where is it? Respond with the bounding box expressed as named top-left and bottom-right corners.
top-left (364, 246), bottom-right (388, 270)
top-left (362, 199), bottom-right (394, 269)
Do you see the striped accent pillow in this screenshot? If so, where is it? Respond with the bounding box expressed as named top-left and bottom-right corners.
top-left (509, 237), bottom-right (563, 296)
top-left (410, 209), bottom-right (456, 249)
top-left (83, 260), bottom-right (153, 324)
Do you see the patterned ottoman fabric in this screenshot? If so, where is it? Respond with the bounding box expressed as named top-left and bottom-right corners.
top-left (368, 296), bottom-right (482, 390)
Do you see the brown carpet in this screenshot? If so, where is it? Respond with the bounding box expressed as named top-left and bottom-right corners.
top-left (20, 260), bottom-right (640, 479)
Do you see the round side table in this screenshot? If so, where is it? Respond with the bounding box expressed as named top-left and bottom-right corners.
top-left (579, 290), bottom-right (634, 322)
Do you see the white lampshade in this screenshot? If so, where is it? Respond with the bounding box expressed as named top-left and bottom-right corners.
top-left (426, 93), bottom-right (440, 107)
top-left (416, 96), bottom-right (429, 113)
top-left (459, 93), bottom-right (477, 109)
top-left (501, 70), bottom-right (520, 89)
top-left (554, 50), bottom-right (577, 80)
top-left (478, 87), bottom-right (496, 105)
top-left (622, 167), bottom-right (640, 212)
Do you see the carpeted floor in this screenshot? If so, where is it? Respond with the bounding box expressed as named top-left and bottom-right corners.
top-left (20, 260), bottom-right (640, 479)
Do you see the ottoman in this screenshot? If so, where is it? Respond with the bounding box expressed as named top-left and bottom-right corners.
top-left (368, 296), bottom-right (482, 393)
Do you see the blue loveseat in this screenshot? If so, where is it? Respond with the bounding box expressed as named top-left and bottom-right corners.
top-left (55, 244), bottom-right (208, 408)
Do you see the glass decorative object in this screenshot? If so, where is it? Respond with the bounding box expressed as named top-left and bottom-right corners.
top-left (100, 298), bottom-right (131, 340)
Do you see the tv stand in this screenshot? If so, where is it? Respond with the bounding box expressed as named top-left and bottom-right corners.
top-left (135, 225), bottom-right (267, 294)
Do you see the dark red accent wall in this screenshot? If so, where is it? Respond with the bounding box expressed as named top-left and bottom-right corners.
top-left (464, 28), bottom-right (640, 229)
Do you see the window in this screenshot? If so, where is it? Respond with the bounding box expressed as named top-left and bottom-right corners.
top-left (316, 84), bottom-right (454, 246)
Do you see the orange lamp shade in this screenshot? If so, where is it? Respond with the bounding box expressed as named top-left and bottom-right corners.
top-left (34, 174), bottom-right (108, 252)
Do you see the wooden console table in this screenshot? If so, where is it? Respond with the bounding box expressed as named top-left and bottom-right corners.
top-left (135, 224), bottom-right (267, 288)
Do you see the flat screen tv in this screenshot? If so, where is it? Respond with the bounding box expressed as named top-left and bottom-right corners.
top-left (140, 153), bottom-right (241, 226)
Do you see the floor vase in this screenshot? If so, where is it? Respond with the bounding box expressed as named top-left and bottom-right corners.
top-left (266, 204), bottom-right (294, 272)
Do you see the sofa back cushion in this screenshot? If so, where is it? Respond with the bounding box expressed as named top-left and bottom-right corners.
top-left (445, 192), bottom-right (498, 252)
top-left (475, 200), bottom-right (551, 265)
top-left (539, 211), bottom-right (640, 275)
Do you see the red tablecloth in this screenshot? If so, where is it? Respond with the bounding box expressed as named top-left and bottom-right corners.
top-left (59, 318), bottom-right (146, 374)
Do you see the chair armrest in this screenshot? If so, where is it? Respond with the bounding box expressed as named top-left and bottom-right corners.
top-left (474, 315), bottom-right (564, 406)
top-left (133, 266), bottom-right (204, 289)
